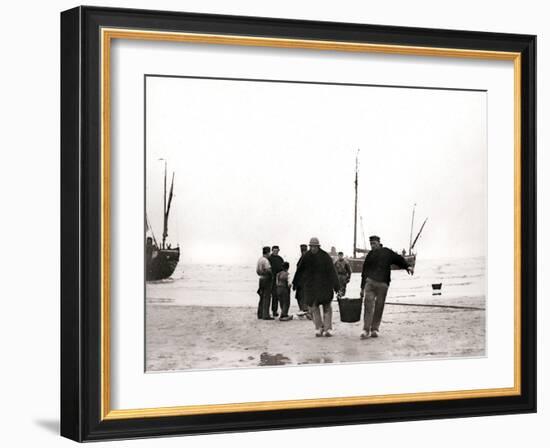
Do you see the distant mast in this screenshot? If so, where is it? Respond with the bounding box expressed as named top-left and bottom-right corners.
top-left (353, 149), bottom-right (359, 259)
top-left (162, 159), bottom-right (167, 249)
top-left (408, 203), bottom-right (416, 256)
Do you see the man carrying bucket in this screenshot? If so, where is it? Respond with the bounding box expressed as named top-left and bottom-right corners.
top-left (360, 235), bottom-right (413, 339)
top-left (293, 237), bottom-right (340, 337)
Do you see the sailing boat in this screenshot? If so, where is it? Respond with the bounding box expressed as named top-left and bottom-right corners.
top-left (145, 160), bottom-right (180, 281)
top-left (346, 150), bottom-right (427, 273)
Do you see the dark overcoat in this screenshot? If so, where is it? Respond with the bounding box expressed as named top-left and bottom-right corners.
top-left (292, 248), bottom-right (340, 306)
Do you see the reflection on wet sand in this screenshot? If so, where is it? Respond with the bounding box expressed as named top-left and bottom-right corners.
top-left (259, 352), bottom-right (291, 366)
top-left (299, 356), bottom-right (334, 365)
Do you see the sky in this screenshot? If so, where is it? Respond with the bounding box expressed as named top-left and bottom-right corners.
top-left (145, 76), bottom-right (487, 265)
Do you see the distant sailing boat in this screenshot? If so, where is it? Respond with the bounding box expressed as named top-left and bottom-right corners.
top-left (145, 160), bottom-right (180, 281)
top-left (346, 150), bottom-right (427, 273)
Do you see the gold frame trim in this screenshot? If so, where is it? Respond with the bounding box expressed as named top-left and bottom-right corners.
top-left (100, 28), bottom-right (522, 421)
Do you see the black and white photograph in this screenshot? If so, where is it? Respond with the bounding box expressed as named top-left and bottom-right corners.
top-left (0, 0), bottom-right (543, 444)
top-left (144, 74), bottom-right (487, 372)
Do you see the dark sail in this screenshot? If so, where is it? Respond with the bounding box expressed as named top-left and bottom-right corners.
top-left (146, 160), bottom-right (180, 281)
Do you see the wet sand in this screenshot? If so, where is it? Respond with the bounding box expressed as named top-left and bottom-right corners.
top-left (146, 298), bottom-right (485, 372)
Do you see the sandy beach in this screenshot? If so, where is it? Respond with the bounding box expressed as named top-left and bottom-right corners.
top-left (146, 298), bottom-right (485, 372)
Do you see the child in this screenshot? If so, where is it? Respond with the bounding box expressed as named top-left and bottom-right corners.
top-left (276, 262), bottom-right (293, 321)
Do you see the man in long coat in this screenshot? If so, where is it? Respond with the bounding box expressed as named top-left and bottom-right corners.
top-left (293, 244), bottom-right (309, 316)
top-left (293, 237), bottom-right (340, 337)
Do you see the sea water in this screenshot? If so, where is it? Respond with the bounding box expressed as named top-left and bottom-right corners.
top-left (146, 256), bottom-right (486, 310)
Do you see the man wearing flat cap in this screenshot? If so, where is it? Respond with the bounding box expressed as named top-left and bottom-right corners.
top-left (293, 237), bottom-right (340, 337)
top-left (334, 252), bottom-right (352, 297)
top-left (360, 235), bottom-right (413, 339)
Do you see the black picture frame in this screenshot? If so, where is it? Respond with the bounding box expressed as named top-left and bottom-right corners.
top-left (61, 5), bottom-right (536, 442)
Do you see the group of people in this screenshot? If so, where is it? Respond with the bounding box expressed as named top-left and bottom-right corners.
top-left (256, 235), bottom-right (413, 338)
top-left (256, 245), bottom-right (309, 322)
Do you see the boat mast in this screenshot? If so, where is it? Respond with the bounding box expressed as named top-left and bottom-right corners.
top-left (162, 159), bottom-right (167, 250)
top-left (408, 203), bottom-right (416, 255)
top-left (353, 149), bottom-right (359, 258)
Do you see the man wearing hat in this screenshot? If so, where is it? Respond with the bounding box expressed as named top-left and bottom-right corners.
top-left (256, 246), bottom-right (274, 320)
top-left (293, 237), bottom-right (340, 337)
top-left (293, 244), bottom-right (309, 316)
top-left (360, 235), bottom-right (413, 339)
top-left (268, 245), bottom-right (285, 317)
top-left (334, 252), bottom-right (352, 297)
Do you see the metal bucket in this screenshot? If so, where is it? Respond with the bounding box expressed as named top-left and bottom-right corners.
top-left (337, 297), bottom-right (363, 323)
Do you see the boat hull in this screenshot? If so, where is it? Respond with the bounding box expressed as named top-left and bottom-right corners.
top-left (146, 248), bottom-right (180, 281)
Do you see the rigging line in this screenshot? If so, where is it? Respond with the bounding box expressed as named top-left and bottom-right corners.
top-left (146, 214), bottom-right (159, 247)
top-left (360, 214), bottom-right (367, 250)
